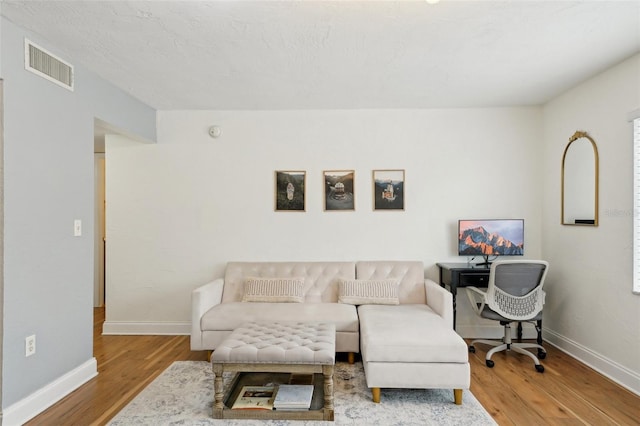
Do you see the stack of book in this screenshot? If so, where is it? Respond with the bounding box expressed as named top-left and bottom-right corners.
top-left (273, 384), bottom-right (314, 411)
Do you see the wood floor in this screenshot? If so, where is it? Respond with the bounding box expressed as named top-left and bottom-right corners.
top-left (25, 308), bottom-right (640, 425)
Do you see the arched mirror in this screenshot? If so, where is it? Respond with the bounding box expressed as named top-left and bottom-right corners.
top-left (561, 131), bottom-right (599, 226)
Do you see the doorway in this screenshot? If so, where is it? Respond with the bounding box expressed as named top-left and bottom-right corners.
top-left (93, 152), bottom-right (105, 307)
top-left (93, 120), bottom-right (108, 308)
top-left (93, 119), bottom-right (151, 324)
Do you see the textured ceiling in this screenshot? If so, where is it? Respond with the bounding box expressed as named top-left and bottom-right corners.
top-left (2, 0), bottom-right (639, 110)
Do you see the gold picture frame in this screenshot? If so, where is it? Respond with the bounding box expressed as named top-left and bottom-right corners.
top-left (323, 170), bottom-right (355, 211)
top-left (373, 169), bottom-right (405, 211)
top-left (275, 170), bottom-right (306, 212)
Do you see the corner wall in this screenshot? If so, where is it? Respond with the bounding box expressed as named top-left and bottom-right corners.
top-left (542, 53), bottom-right (640, 394)
top-left (104, 107), bottom-right (543, 336)
top-left (1, 17), bottom-right (156, 423)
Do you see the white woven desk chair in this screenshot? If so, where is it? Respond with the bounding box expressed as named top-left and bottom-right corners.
top-left (465, 260), bottom-right (549, 373)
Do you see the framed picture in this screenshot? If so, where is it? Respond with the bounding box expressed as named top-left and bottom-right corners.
top-left (275, 170), bottom-right (305, 211)
top-left (373, 169), bottom-right (405, 210)
top-left (324, 170), bottom-right (355, 211)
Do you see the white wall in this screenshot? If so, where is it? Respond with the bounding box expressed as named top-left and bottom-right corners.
top-left (101, 54), bottom-right (640, 397)
top-left (104, 108), bottom-right (543, 335)
top-left (542, 54), bottom-right (640, 394)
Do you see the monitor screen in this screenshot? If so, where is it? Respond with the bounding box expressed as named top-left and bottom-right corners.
top-left (458, 219), bottom-right (524, 257)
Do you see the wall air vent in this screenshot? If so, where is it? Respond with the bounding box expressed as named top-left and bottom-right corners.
top-left (24, 39), bottom-right (74, 91)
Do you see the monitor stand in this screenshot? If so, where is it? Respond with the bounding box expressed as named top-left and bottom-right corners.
top-left (475, 255), bottom-right (492, 267)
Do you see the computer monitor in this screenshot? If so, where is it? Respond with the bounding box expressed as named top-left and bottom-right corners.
top-left (458, 219), bottom-right (524, 265)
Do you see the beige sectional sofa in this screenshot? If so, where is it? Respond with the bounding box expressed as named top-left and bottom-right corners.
top-left (191, 260), bottom-right (470, 404)
top-left (191, 261), bottom-right (360, 354)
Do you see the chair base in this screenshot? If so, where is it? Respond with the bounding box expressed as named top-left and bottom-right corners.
top-left (469, 322), bottom-right (546, 373)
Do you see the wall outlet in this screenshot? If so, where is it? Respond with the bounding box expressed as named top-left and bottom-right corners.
top-left (25, 335), bottom-right (36, 357)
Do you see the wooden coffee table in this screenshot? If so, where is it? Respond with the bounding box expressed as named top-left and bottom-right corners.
top-left (211, 322), bottom-right (336, 421)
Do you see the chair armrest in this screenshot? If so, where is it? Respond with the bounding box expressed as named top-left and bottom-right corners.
top-left (191, 278), bottom-right (224, 349)
top-left (425, 279), bottom-right (453, 327)
top-left (465, 286), bottom-right (487, 315)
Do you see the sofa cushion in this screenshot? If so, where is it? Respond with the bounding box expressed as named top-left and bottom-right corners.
top-left (222, 262), bottom-right (356, 303)
top-left (201, 302), bottom-right (360, 333)
top-left (338, 279), bottom-right (399, 305)
top-left (242, 277), bottom-right (305, 303)
top-left (355, 261), bottom-right (426, 304)
top-left (358, 304), bottom-right (468, 363)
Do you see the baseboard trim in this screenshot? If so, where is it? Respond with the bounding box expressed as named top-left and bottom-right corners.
top-left (543, 328), bottom-right (640, 396)
top-left (3, 358), bottom-right (97, 426)
top-left (102, 321), bottom-right (190, 335)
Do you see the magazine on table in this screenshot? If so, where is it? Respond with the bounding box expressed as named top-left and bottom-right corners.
top-left (273, 384), bottom-right (314, 410)
top-left (231, 385), bottom-right (276, 410)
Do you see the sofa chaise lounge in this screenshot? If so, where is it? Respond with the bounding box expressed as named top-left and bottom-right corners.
top-left (191, 260), bottom-right (470, 404)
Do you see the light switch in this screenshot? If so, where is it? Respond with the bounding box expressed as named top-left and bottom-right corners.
top-left (74, 219), bottom-right (82, 237)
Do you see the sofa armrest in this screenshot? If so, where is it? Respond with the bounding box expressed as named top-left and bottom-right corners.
top-left (191, 278), bottom-right (224, 350)
top-left (424, 279), bottom-right (453, 328)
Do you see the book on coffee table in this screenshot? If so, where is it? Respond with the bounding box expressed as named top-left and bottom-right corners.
top-left (231, 385), bottom-right (276, 410)
top-left (273, 384), bottom-right (314, 410)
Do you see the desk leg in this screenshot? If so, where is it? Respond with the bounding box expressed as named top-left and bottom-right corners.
top-left (452, 289), bottom-right (457, 330)
top-left (536, 319), bottom-right (543, 346)
top-left (517, 322), bottom-right (523, 342)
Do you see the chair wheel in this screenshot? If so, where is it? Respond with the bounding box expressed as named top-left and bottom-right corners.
top-left (469, 346), bottom-right (475, 353)
top-left (486, 359), bottom-right (494, 368)
top-left (538, 350), bottom-right (546, 359)
top-left (535, 364), bottom-right (545, 373)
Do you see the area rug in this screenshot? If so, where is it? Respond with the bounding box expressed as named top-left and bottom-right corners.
top-left (109, 361), bottom-right (496, 425)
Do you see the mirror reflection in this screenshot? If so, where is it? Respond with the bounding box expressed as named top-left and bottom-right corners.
top-left (562, 131), bottom-right (599, 226)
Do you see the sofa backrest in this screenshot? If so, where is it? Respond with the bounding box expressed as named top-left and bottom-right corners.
top-left (222, 262), bottom-right (356, 303)
top-left (356, 261), bottom-right (426, 304)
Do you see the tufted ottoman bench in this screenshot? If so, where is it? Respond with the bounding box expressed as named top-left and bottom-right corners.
top-left (211, 322), bottom-right (336, 420)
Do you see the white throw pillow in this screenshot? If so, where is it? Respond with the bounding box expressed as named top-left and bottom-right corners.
top-left (242, 277), bottom-right (305, 303)
top-left (338, 279), bottom-right (400, 305)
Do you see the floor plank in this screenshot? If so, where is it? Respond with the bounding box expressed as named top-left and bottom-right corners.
top-left (468, 339), bottom-right (640, 426)
top-left (24, 308), bottom-right (640, 425)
